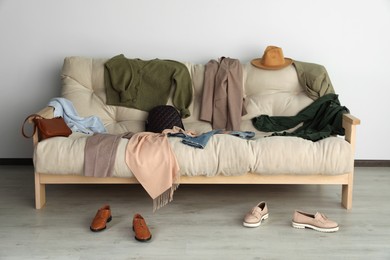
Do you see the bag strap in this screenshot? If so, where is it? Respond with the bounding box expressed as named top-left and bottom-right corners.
top-left (21, 114), bottom-right (44, 138)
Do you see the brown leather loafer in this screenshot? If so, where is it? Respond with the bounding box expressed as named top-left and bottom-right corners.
top-left (132, 213), bottom-right (152, 242)
top-left (90, 205), bottom-right (112, 232)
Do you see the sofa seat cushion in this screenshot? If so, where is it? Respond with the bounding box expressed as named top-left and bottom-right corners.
top-left (33, 133), bottom-right (353, 177)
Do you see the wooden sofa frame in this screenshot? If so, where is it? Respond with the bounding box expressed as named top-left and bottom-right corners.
top-left (30, 107), bottom-right (360, 210)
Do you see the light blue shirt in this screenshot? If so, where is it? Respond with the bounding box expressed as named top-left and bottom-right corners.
top-left (48, 97), bottom-right (107, 134)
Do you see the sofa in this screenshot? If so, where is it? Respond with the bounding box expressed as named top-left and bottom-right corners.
top-left (29, 56), bottom-right (360, 210)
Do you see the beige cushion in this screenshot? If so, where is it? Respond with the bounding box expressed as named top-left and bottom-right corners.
top-left (34, 133), bottom-right (352, 176)
top-left (34, 57), bottom-right (354, 176)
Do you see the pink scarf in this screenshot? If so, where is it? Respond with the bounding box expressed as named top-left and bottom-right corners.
top-left (125, 132), bottom-right (180, 211)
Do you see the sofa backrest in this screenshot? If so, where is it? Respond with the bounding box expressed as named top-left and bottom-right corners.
top-left (61, 57), bottom-right (313, 134)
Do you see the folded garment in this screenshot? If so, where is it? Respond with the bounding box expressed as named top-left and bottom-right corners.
top-left (48, 97), bottom-right (107, 134)
top-left (84, 132), bottom-right (134, 178)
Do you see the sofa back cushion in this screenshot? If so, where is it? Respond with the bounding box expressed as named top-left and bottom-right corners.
top-left (61, 57), bottom-right (314, 134)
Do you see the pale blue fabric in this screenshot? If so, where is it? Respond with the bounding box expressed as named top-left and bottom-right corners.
top-left (48, 97), bottom-right (107, 134)
top-left (168, 130), bottom-right (255, 149)
top-left (226, 131), bottom-right (255, 139)
top-left (181, 130), bottom-right (219, 148)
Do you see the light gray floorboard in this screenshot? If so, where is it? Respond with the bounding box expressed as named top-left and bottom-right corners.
top-left (0, 166), bottom-right (389, 260)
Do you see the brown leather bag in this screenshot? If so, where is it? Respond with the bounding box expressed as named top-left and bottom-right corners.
top-left (22, 114), bottom-right (72, 141)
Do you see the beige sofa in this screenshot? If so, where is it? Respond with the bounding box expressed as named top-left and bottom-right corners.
top-left (29, 56), bottom-right (360, 210)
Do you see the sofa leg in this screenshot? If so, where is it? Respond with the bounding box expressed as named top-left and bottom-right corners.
top-left (35, 172), bottom-right (46, 209)
top-left (341, 184), bottom-right (353, 210)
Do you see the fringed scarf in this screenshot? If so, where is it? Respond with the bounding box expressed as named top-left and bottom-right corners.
top-left (125, 132), bottom-right (180, 212)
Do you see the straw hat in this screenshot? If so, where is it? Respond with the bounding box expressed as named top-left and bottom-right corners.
top-left (251, 46), bottom-right (293, 70)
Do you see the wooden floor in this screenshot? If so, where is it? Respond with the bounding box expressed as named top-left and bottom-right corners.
top-left (0, 166), bottom-right (389, 259)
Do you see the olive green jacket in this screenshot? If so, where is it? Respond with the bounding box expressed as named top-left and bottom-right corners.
top-left (293, 60), bottom-right (335, 100)
top-left (104, 54), bottom-right (193, 118)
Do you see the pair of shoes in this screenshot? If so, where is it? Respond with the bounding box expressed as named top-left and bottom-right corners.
top-left (243, 202), bottom-right (339, 233)
top-left (89, 206), bottom-right (153, 241)
top-left (292, 210), bottom-right (339, 232)
top-left (243, 201), bottom-right (269, 227)
top-left (90, 205), bottom-right (112, 232)
top-left (133, 213), bottom-right (152, 242)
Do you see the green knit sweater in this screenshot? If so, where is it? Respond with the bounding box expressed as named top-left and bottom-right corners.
top-left (104, 54), bottom-right (193, 118)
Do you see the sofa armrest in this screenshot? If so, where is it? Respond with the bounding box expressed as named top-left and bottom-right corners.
top-left (28, 106), bottom-right (55, 145)
top-left (36, 106), bottom-right (55, 119)
top-left (343, 113), bottom-right (360, 126)
top-left (342, 113), bottom-right (360, 150)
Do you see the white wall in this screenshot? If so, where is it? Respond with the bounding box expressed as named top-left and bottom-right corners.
top-left (1, 0), bottom-right (389, 160)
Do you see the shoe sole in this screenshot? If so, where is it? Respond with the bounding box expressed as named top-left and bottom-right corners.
top-left (134, 234), bottom-right (152, 242)
top-left (243, 213), bottom-right (269, 228)
top-left (292, 221), bottom-right (339, 233)
top-left (132, 226), bottom-right (152, 242)
top-left (90, 216), bottom-right (112, 232)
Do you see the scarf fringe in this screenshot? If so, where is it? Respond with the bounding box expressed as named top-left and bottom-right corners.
top-left (153, 183), bottom-right (179, 212)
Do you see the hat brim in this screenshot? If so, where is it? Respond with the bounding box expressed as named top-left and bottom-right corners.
top-left (251, 58), bottom-right (293, 70)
